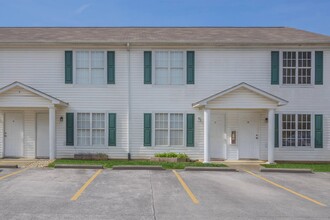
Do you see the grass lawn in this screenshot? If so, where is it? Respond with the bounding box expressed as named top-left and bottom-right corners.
top-left (49, 159), bottom-right (226, 169)
top-left (262, 163), bottom-right (330, 172)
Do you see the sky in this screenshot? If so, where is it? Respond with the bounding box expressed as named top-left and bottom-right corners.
top-left (0, 0), bottom-right (329, 36)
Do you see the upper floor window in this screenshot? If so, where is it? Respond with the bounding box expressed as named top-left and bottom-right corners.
top-left (76, 51), bottom-right (105, 85)
top-left (155, 51), bottom-right (184, 85)
top-left (282, 51), bottom-right (312, 85)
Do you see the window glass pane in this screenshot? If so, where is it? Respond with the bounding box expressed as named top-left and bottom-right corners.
top-left (170, 69), bottom-right (184, 85)
top-left (155, 52), bottom-right (168, 68)
top-left (155, 113), bottom-right (168, 129)
top-left (76, 69), bottom-right (89, 85)
top-left (92, 113), bottom-right (105, 145)
top-left (282, 114), bottom-right (296, 147)
top-left (155, 130), bottom-right (168, 145)
top-left (170, 51), bottom-right (183, 68)
top-left (170, 130), bottom-right (183, 145)
top-left (297, 52), bottom-right (311, 85)
top-left (170, 113), bottom-right (183, 129)
top-left (91, 69), bottom-right (104, 85)
top-left (76, 51), bottom-right (89, 68)
top-left (77, 113), bottom-right (90, 146)
top-left (170, 113), bottom-right (184, 146)
top-left (91, 51), bottom-right (104, 68)
top-left (297, 114), bottom-right (311, 147)
top-left (155, 68), bottom-right (168, 85)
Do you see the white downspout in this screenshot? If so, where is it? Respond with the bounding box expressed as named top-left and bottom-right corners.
top-left (127, 42), bottom-right (131, 160)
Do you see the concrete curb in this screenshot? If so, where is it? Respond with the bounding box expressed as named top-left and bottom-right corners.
top-left (112, 165), bottom-right (165, 170)
top-left (0, 165), bottom-right (19, 168)
top-left (54, 164), bottom-right (104, 169)
top-left (184, 167), bottom-right (238, 172)
top-left (260, 168), bottom-right (313, 173)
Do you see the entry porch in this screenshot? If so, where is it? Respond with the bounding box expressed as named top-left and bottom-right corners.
top-left (193, 83), bottom-right (288, 163)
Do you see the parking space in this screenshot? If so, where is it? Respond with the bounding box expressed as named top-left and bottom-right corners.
top-left (0, 168), bottom-right (329, 219)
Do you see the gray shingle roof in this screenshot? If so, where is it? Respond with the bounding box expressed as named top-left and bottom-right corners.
top-left (0, 27), bottom-right (329, 45)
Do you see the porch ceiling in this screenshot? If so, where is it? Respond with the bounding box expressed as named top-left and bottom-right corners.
top-left (192, 82), bottom-right (288, 109)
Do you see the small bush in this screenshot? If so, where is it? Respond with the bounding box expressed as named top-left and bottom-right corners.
top-left (154, 152), bottom-right (189, 159)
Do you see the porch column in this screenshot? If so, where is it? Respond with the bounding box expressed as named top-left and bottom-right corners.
top-left (49, 106), bottom-right (56, 160)
top-left (204, 109), bottom-right (210, 163)
top-left (267, 109), bottom-right (275, 164)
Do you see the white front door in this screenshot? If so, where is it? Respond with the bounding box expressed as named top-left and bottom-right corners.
top-left (210, 113), bottom-right (225, 159)
top-left (239, 113), bottom-right (259, 159)
top-left (4, 112), bottom-right (24, 157)
top-left (36, 113), bottom-right (49, 158)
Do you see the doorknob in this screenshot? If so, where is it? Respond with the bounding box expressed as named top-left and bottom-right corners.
top-left (256, 134), bottom-right (258, 139)
top-left (4, 132), bottom-right (7, 137)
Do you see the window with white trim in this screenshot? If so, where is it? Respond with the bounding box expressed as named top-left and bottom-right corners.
top-left (282, 114), bottom-right (311, 147)
top-left (282, 51), bottom-right (312, 85)
top-left (155, 51), bottom-right (184, 85)
top-left (77, 113), bottom-right (105, 146)
top-left (76, 51), bottom-right (105, 85)
top-left (155, 113), bottom-right (184, 146)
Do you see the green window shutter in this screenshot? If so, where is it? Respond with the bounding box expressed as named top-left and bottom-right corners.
top-left (186, 114), bottom-right (195, 147)
top-left (187, 51), bottom-right (195, 84)
top-left (144, 113), bottom-right (152, 146)
top-left (107, 51), bottom-right (115, 84)
top-left (66, 113), bottom-right (74, 146)
top-left (144, 51), bottom-right (152, 84)
top-left (274, 114), bottom-right (279, 148)
top-left (65, 51), bottom-right (73, 84)
top-left (271, 51), bottom-right (279, 85)
top-left (108, 113), bottom-right (116, 146)
top-left (315, 114), bottom-right (323, 148)
top-left (315, 51), bottom-right (323, 85)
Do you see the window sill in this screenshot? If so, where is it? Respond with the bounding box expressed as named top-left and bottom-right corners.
top-left (279, 85), bottom-right (315, 88)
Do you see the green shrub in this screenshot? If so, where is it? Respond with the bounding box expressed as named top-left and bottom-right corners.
top-left (154, 152), bottom-right (189, 159)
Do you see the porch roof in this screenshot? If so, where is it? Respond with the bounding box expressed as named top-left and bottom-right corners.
top-left (192, 82), bottom-right (288, 108)
top-left (0, 81), bottom-right (68, 107)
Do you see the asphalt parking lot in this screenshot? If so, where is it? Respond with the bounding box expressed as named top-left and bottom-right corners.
top-left (0, 168), bottom-right (329, 220)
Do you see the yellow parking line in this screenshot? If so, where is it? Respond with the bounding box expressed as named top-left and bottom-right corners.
top-left (0, 168), bottom-right (28, 180)
top-left (71, 169), bottom-right (102, 201)
top-left (172, 170), bottom-right (199, 204)
top-left (244, 170), bottom-right (326, 207)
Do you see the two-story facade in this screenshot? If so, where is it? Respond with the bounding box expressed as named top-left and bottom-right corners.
top-left (0, 27), bottom-right (330, 162)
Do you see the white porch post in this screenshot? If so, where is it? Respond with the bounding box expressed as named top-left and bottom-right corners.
top-left (49, 106), bottom-right (56, 160)
top-left (203, 109), bottom-right (210, 163)
top-left (267, 109), bottom-right (275, 164)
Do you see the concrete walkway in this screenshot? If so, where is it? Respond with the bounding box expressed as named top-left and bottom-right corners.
top-left (221, 160), bottom-right (266, 172)
top-left (0, 158), bottom-right (53, 168)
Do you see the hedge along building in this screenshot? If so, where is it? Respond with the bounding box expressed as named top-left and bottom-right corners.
top-left (0, 27), bottom-right (329, 163)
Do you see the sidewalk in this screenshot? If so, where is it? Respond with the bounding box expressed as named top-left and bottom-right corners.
top-left (0, 158), bottom-right (53, 168)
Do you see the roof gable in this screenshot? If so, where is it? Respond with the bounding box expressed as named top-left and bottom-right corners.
top-left (0, 81), bottom-right (68, 106)
top-left (193, 83), bottom-right (288, 109)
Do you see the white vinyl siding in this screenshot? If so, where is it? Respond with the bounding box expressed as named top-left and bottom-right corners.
top-left (281, 113), bottom-right (311, 147)
top-left (76, 51), bottom-right (105, 85)
top-left (282, 51), bottom-right (312, 85)
top-left (155, 51), bottom-right (184, 85)
top-left (77, 113), bottom-right (105, 146)
top-left (155, 113), bottom-right (184, 146)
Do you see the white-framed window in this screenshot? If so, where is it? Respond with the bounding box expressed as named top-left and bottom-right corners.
top-left (77, 113), bottom-right (105, 146)
top-left (282, 51), bottom-right (312, 85)
top-left (281, 113), bottom-right (311, 147)
top-left (155, 51), bottom-right (184, 85)
top-left (155, 113), bottom-right (184, 146)
top-left (76, 51), bottom-right (105, 85)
